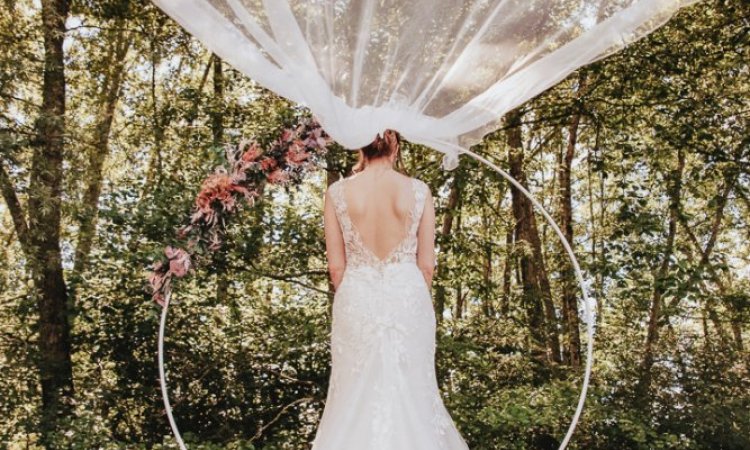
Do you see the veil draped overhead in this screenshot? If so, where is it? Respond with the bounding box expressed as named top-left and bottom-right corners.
top-left (152, 0), bottom-right (697, 170)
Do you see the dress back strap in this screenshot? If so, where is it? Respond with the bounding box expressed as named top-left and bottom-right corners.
top-left (409, 179), bottom-right (428, 236)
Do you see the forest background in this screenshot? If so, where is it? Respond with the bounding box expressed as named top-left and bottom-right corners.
top-left (0, 0), bottom-right (748, 448)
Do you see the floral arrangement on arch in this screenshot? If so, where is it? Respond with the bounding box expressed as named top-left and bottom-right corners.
top-left (147, 117), bottom-right (332, 306)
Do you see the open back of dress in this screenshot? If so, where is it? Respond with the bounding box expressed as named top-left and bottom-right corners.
top-left (329, 173), bottom-right (427, 272)
top-left (340, 172), bottom-right (418, 262)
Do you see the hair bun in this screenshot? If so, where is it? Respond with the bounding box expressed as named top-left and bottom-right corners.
top-left (362, 131), bottom-right (396, 159)
top-left (352, 129), bottom-right (402, 173)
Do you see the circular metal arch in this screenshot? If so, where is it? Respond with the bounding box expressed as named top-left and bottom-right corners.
top-left (157, 147), bottom-right (597, 450)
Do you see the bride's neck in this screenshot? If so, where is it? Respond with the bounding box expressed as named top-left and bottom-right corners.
top-left (363, 158), bottom-right (394, 172)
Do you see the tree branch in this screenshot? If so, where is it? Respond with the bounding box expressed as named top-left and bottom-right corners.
top-left (0, 158), bottom-right (31, 255)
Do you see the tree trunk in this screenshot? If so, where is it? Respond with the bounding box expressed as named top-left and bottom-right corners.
top-left (501, 227), bottom-right (513, 316)
top-left (73, 26), bottom-right (131, 277)
top-left (558, 72), bottom-right (587, 368)
top-left (0, 161), bottom-right (33, 257)
top-left (674, 168), bottom-right (735, 355)
top-left (587, 125), bottom-right (604, 320)
top-left (454, 208), bottom-right (465, 319)
top-left (506, 108), bottom-right (561, 363)
top-left (143, 19), bottom-right (172, 194)
top-left (481, 202), bottom-right (494, 317)
top-left (636, 147), bottom-right (684, 402)
top-left (28, 0), bottom-right (73, 445)
top-left (701, 307), bottom-right (712, 351)
top-left (728, 307), bottom-right (749, 375)
top-left (455, 282), bottom-right (464, 319)
top-left (211, 56), bottom-right (224, 149)
top-left (434, 177), bottom-right (460, 324)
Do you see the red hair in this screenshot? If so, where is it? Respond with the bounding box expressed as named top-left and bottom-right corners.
top-left (351, 129), bottom-right (405, 174)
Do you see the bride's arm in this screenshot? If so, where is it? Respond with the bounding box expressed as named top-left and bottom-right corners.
top-left (416, 187), bottom-right (436, 286)
top-left (324, 188), bottom-right (346, 291)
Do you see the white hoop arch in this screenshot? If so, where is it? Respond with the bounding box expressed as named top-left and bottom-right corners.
top-left (157, 146), bottom-right (597, 450)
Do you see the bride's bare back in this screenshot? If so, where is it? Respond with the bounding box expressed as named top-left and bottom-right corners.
top-left (324, 168), bottom-right (436, 290)
top-left (343, 170), bottom-right (415, 260)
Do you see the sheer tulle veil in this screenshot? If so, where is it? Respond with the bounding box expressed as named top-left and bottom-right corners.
top-left (151, 0), bottom-right (699, 170)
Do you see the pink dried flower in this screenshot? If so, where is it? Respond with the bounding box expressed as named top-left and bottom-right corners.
top-left (193, 172), bottom-right (254, 223)
top-left (260, 157), bottom-right (278, 171)
top-left (232, 185), bottom-right (258, 203)
top-left (196, 173), bottom-right (232, 209)
top-left (169, 259), bottom-right (189, 277)
top-left (191, 208), bottom-right (209, 224)
top-left (208, 231), bottom-right (222, 251)
top-left (147, 121), bottom-right (331, 307)
top-left (307, 127), bottom-right (329, 148)
top-left (267, 169), bottom-right (290, 184)
top-left (177, 225), bottom-right (192, 239)
top-left (241, 142), bottom-right (263, 162)
top-left (285, 141), bottom-right (310, 165)
top-left (148, 269), bottom-right (169, 306)
top-left (165, 246), bottom-right (191, 278)
top-left (148, 271), bottom-right (163, 290)
top-left (230, 169), bottom-right (247, 184)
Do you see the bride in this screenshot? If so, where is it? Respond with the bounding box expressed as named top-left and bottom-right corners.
top-left (314, 130), bottom-right (470, 449)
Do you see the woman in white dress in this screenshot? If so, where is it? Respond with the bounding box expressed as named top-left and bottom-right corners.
top-left (314, 130), bottom-right (470, 449)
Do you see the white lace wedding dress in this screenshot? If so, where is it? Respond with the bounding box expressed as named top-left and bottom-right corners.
top-left (312, 176), bottom-right (470, 450)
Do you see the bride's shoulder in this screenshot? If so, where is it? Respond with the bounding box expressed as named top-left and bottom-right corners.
top-left (325, 173), bottom-right (358, 192)
top-left (325, 177), bottom-right (344, 198)
top-left (408, 176), bottom-right (430, 193)
top-left (329, 174), bottom-right (353, 186)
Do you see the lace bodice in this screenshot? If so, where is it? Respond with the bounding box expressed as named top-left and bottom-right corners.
top-left (328, 175), bottom-right (429, 273)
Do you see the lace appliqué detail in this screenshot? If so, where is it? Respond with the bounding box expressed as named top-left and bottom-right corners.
top-left (371, 382), bottom-right (396, 448)
top-left (329, 176), bottom-right (427, 275)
